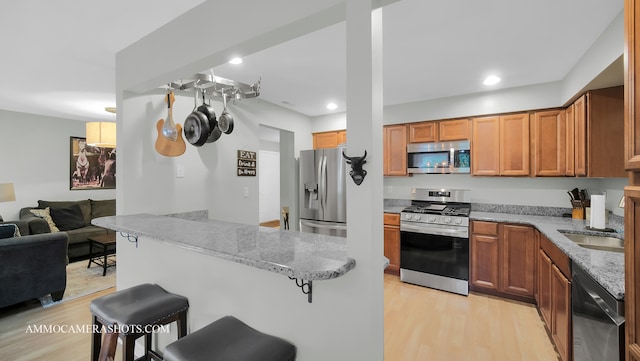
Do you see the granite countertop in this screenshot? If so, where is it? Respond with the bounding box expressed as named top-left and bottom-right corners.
top-left (471, 211), bottom-right (625, 300)
top-left (93, 214), bottom-right (356, 281)
top-left (383, 206), bottom-right (406, 214)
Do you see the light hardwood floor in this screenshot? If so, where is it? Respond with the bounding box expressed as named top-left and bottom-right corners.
top-left (0, 276), bottom-right (558, 361)
top-left (384, 274), bottom-right (559, 361)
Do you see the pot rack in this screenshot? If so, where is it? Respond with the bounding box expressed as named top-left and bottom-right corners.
top-left (166, 72), bottom-right (260, 100)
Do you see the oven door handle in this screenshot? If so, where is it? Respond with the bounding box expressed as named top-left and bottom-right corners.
top-left (400, 222), bottom-right (468, 238)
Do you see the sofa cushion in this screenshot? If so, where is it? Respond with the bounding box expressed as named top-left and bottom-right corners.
top-left (65, 226), bottom-right (108, 245)
top-left (39, 200), bottom-right (91, 226)
top-left (0, 224), bottom-right (20, 239)
top-left (30, 208), bottom-right (60, 232)
top-left (50, 204), bottom-right (86, 231)
top-left (90, 199), bottom-right (116, 219)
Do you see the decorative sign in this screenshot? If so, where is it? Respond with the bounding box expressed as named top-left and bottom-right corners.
top-left (237, 150), bottom-right (257, 176)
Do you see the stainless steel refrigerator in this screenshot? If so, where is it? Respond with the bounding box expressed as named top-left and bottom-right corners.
top-left (299, 147), bottom-right (347, 237)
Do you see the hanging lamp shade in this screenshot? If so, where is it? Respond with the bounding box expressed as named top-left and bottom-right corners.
top-left (86, 122), bottom-right (116, 147)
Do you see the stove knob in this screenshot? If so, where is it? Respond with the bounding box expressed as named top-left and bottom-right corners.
top-left (414, 215), bottom-right (422, 221)
top-left (444, 217), bottom-right (452, 223)
top-left (404, 214), bottom-right (412, 220)
top-left (454, 218), bottom-right (462, 225)
top-left (428, 216), bottom-right (436, 222)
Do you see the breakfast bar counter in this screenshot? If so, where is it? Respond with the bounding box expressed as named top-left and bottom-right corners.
top-left (92, 214), bottom-right (356, 282)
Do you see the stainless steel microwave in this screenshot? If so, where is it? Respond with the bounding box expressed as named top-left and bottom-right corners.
top-left (407, 140), bottom-right (470, 174)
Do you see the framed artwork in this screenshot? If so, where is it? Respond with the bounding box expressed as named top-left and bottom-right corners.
top-left (70, 136), bottom-right (116, 190)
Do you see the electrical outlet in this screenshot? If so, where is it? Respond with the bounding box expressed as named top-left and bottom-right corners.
top-left (176, 165), bottom-right (185, 178)
top-left (243, 187), bottom-right (249, 198)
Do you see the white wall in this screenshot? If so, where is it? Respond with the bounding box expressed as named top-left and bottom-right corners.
top-left (384, 175), bottom-right (627, 217)
top-left (258, 150), bottom-right (280, 222)
top-left (118, 90), bottom-right (311, 224)
top-left (0, 110), bottom-right (115, 220)
top-left (561, 10), bottom-right (624, 104)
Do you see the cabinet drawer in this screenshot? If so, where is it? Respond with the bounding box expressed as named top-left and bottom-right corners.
top-left (472, 221), bottom-right (498, 236)
top-left (384, 213), bottom-right (400, 226)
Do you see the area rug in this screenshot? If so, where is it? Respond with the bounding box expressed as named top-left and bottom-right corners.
top-left (39, 258), bottom-right (116, 308)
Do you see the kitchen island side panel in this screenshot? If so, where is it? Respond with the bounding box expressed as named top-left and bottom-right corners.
top-left (116, 233), bottom-right (365, 361)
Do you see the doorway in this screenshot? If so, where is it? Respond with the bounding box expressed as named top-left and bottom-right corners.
top-left (258, 125), bottom-right (297, 230)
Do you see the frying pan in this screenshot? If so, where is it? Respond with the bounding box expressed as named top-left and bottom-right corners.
top-left (202, 90), bottom-right (222, 143)
top-left (183, 88), bottom-right (210, 147)
top-left (218, 93), bottom-right (234, 135)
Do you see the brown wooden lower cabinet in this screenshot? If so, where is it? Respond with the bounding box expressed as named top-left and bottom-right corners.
top-left (470, 221), bottom-right (535, 300)
top-left (383, 213), bottom-right (400, 276)
top-left (537, 248), bottom-right (553, 326)
top-left (538, 235), bottom-right (572, 361)
top-left (551, 264), bottom-right (571, 361)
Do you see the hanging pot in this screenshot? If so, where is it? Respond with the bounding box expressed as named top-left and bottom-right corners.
top-left (183, 88), bottom-right (210, 147)
top-left (202, 89), bottom-right (222, 143)
top-left (218, 93), bottom-right (234, 135)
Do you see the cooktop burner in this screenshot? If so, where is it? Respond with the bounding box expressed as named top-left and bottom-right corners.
top-left (403, 202), bottom-right (470, 217)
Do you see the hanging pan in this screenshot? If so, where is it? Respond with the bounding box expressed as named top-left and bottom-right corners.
top-left (203, 89), bottom-right (222, 143)
top-left (183, 88), bottom-right (210, 147)
top-left (218, 93), bottom-right (234, 135)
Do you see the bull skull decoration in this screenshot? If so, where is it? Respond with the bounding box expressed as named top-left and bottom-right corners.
top-left (342, 150), bottom-right (368, 186)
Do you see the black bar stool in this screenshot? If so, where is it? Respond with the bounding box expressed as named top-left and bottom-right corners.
top-left (163, 316), bottom-right (296, 361)
top-left (90, 283), bottom-right (189, 361)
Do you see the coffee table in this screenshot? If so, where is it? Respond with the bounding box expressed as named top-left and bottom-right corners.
top-left (87, 233), bottom-right (116, 276)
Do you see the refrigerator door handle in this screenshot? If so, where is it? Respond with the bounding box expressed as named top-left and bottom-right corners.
top-left (316, 153), bottom-right (323, 214)
top-left (300, 219), bottom-right (347, 231)
top-left (321, 155), bottom-right (328, 214)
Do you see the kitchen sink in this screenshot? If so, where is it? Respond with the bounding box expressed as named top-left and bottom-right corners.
top-left (559, 232), bottom-right (624, 253)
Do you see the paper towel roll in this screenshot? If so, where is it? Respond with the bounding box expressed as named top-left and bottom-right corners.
top-left (590, 195), bottom-right (606, 229)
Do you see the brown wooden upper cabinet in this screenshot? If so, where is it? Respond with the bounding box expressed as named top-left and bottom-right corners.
top-left (383, 124), bottom-right (408, 176)
top-left (312, 130), bottom-right (346, 149)
top-left (409, 118), bottom-right (470, 143)
top-left (471, 113), bottom-right (530, 176)
top-left (531, 109), bottom-right (566, 177)
top-left (570, 86), bottom-right (625, 177)
top-left (565, 103), bottom-right (575, 176)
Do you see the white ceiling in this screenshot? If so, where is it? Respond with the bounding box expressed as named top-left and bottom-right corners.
top-left (0, 0), bottom-right (624, 122)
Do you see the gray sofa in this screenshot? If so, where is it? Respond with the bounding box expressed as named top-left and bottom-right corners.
top-left (20, 199), bottom-right (115, 261)
top-left (0, 231), bottom-right (68, 308)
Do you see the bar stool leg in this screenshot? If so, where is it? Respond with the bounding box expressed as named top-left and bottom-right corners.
top-left (145, 333), bottom-right (153, 360)
top-left (178, 310), bottom-right (188, 338)
top-left (92, 316), bottom-right (102, 361)
top-left (122, 335), bottom-right (135, 361)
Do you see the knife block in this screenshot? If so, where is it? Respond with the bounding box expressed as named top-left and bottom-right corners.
top-left (572, 207), bottom-right (585, 220)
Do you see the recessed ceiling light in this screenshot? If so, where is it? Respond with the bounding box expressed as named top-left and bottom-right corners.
top-left (483, 75), bottom-right (501, 86)
top-left (229, 57), bottom-right (243, 65)
top-left (326, 102), bottom-right (338, 110)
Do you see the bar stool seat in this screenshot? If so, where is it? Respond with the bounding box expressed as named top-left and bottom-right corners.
top-left (90, 283), bottom-right (189, 361)
top-left (163, 316), bottom-right (296, 361)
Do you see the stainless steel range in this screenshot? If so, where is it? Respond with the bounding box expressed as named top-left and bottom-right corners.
top-left (400, 188), bottom-right (471, 295)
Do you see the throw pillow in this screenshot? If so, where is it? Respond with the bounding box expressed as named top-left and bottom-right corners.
top-left (50, 204), bottom-right (85, 231)
top-left (30, 207), bottom-right (60, 232)
top-left (38, 200), bottom-right (91, 226)
top-left (0, 224), bottom-right (20, 239)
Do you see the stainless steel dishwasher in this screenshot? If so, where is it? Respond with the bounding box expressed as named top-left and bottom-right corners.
top-left (572, 262), bottom-right (624, 361)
